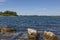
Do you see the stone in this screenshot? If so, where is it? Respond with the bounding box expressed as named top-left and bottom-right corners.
top-left (41, 31), bottom-right (58, 40)
top-left (27, 28), bottom-right (38, 40)
top-left (0, 27), bottom-right (16, 34)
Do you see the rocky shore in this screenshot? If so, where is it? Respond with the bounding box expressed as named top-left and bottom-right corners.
top-left (0, 28), bottom-right (58, 40)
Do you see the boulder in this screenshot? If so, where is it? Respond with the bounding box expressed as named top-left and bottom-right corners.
top-left (0, 28), bottom-right (1, 32)
top-left (41, 31), bottom-right (58, 40)
top-left (27, 28), bottom-right (38, 40)
top-left (0, 27), bottom-right (16, 34)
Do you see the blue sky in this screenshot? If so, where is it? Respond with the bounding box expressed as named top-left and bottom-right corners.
top-left (0, 0), bottom-right (60, 15)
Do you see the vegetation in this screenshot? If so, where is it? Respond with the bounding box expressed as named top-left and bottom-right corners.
top-left (0, 11), bottom-right (18, 16)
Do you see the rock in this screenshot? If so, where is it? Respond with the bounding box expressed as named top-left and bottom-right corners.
top-left (27, 28), bottom-right (38, 40)
top-left (0, 27), bottom-right (16, 34)
top-left (0, 28), bottom-right (1, 32)
top-left (41, 31), bottom-right (58, 40)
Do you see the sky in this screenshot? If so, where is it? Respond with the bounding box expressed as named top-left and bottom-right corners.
top-left (0, 0), bottom-right (60, 15)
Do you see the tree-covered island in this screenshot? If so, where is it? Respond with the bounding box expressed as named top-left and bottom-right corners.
top-left (0, 11), bottom-right (18, 16)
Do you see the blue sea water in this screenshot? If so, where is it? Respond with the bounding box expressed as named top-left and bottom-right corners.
top-left (0, 16), bottom-right (60, 40)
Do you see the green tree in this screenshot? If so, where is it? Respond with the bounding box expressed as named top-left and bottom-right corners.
top-left (0, 12), bottom-right (3, 16)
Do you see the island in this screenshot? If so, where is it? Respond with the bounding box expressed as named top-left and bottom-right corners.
top-left (0, 11), bottom-right (18, 16)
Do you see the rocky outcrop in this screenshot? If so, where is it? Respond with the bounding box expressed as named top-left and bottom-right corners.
top-left (0, 27), bottom-right (16, 34)
top-left (41, 31), bottom-right (58, 40)
top-left (27, 28), bottom-right (38, 40)
top-left (27, 28), bottom-right (58, 40)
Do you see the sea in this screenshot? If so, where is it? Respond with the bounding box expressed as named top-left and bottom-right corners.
top-left (0, 16), bottom-right (60, 40)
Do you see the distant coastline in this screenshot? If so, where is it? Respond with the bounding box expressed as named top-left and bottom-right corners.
top-left (0, 10), bottom-right (60, 17)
